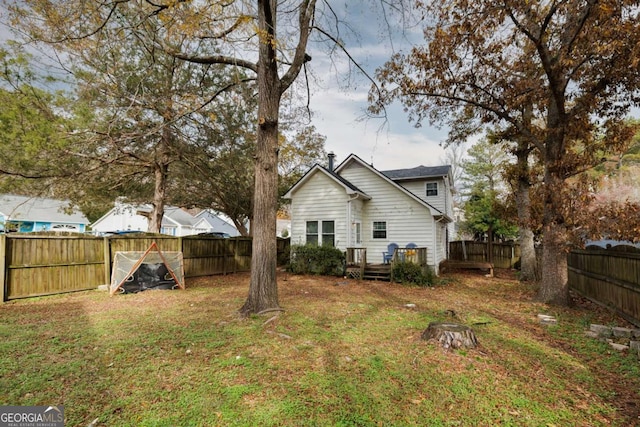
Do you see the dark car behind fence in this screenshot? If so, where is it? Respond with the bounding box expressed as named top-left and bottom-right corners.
top-left (0, 233), bottom-right (290, 301)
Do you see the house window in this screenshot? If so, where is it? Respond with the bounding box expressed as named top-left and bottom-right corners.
top-left (52, 224), bottom-right (78, 231)
top-left (322, 221), bottom-right (335, 247)
top-left (307, 221), bottom-right (335, 247)
top-left (306, 221), bottom-right (318, 245)
top-left (161, 227), bottom-right (176, 236)
top-left (373, 221), bottom-right (387, 239)
top-left (426, 182), bottom-right (438, 197)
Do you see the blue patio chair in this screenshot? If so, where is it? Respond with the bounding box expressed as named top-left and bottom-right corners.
top-left (383, 243), bottom-right (398, 264)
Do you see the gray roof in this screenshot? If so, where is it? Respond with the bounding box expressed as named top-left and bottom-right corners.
top-left (381, 165), bottom-right (452, 181)
top-left (334, 154), bottom-right (448, 218)
top-left (135, 205), bottom-right (197, 227)
top-left (0, 194), bottom-right (90, 224)
top-left (163, 206), bottom-right (198, 227)
top-left (195, 210), bottom-right (240, 236)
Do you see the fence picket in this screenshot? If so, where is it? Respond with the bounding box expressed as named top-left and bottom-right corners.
top-left (1, 234), bottom-right (290, 301)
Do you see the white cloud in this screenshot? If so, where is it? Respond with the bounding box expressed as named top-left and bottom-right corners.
top-left (310, 85), bottom-right (447, 170)
top-left (304, 2), bottom-right (451, 171)
top-left (307, 55), bottom-right (448, 170)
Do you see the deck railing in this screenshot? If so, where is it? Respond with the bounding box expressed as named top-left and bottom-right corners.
top-left (345, 246), bottom-right (428, 281)
top-left (391, 247), bottom-right (428, 267)
top-left (346, 248), bottom-right (367, 279)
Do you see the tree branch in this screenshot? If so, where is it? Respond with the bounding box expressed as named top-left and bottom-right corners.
top-left (280, 0), bottom-right (316, 92)
top-left (169, 51), bottom-right (258, 74)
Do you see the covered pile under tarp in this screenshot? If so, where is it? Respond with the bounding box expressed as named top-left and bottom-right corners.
top-left (110, 242), bottom-right (185, 295)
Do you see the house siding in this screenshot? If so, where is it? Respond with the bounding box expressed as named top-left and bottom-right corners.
top-left (91, 204), bottom-right (204, 236)
top-left (287, 156), bottom-right (455, 273)
top-left (398, 179), bottom-right (448, 214)
top-left (399, 178), bottom-right (455, 258)
top-left (289, 171), bottom-right (349, 248)
top-left (0, 195), bottom-right (89, 232)
top-left (92, 206), bottom-right (149, 233)
top-left (340, 163), bottom-right (438, 267)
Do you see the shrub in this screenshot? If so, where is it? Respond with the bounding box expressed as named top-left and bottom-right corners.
top-left (288, 244), bottom-right (345, 276)
top-left (392, 261), bottom-right (434, 287)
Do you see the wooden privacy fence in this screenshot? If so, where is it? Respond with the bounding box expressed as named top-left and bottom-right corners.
top-left (0, 234), bottom-right (290, 301)
top-left (449, 240), bottom-right (521, 269)
top-left (568, 248), bottom-right (640, 326)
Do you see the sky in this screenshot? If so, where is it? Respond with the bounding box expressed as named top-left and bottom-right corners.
top-left (301, 2), bottom-right (452, 171)
top-left (0, 1), bottom-right (453, 172)
top-left (0, 8), bottom-right (448, 174)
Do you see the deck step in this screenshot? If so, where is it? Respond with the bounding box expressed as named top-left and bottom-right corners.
top-left (363, 265), bottom-right (391, 281)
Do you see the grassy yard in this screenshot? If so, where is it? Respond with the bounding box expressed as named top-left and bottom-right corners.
top-left (1, 271), bottom-right (639, 427)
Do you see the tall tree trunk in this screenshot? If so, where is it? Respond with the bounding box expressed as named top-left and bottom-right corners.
top-left (514, 140), bottom-right (536, 281)
top-left (233, 219), bottom-right (250, 237)
top-left (539, 139), bottom-right (569, 304)
top-left (240, 0), bottom-right (281, 315)
top-left (149, 162), bottom-right (168, 233)
top-left (487, 224), bottom-right (494, 264)
top-left (149, 130), bottom-right (171, 233)
top-left (539, 220), bottom-right (568, 304)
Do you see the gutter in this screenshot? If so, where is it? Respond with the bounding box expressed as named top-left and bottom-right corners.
top-left (433, 215), bottom-right (446, 275)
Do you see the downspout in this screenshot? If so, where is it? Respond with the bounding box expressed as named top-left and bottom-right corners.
top-left (347, 198), bottom-right (352, 248)
top-left (433, 215), bottom-right (446, 275)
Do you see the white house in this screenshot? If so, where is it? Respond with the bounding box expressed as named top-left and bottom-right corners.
top-left (0, 194), bottom-right (90, 233)
top-left (283, 153), bottom-right (454, 273)
top-left (193, 210), bottom-right (241, 237)
top-left (91, 202), bottom-right (239, 237)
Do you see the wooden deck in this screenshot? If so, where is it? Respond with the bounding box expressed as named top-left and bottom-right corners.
top-left (346, 263), bottom-right (391, 281)
top-left (346, 247), bottom-right (428, 282)
top-left (439, 260), bottom-right (494, 277)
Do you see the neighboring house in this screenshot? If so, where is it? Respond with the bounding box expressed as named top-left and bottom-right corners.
top-left (585, 239), bottom-right (640, 249)
top-left (284, 153), bottom-right (454, 273)
top-left (91, 202), bottom-right (240, 237)
top-left (0, 194), bottom-right (90, 233)
top-left (276, 217), bottom-right (291, 238)
top-left (193, 210), bottom-right (242, 237)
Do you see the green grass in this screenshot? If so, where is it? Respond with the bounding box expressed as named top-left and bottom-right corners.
top-left (0, 272), bottom-right (638, 426)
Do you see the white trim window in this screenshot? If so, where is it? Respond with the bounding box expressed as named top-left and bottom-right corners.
top-left (307, 220), bottom-right (335, 247)
top-left (52, 224), bottom-right (79, 231)
top-left (373, 221), bottom-right (387, 239)
top-left (161, 226), bottom-right (177, 236)
top-left (306, 221), bottom-right (319, 245)
top-left (426, 182), bottom-right (438, 197)
top-left (322, 221), bottom-right (335, 247)
top-left (354, 222), bottom-right (362, 245)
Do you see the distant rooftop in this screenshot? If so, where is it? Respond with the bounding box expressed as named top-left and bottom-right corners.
top-left (0, 194), bottom-right (89, 224)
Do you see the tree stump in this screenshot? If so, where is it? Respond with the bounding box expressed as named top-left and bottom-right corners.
top-left (421, 322), bottom-right (478, 349)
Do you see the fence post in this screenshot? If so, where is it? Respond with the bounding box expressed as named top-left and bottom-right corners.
top-left (0, 234), bottom-right (6, 302)
top-left (103, 237), bottom-right (111, 286)
top-left (233, 238), bottom-right (238, 274)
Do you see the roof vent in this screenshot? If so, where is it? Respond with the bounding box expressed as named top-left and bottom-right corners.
top-left (328, 152), bottom-right (336, 171)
